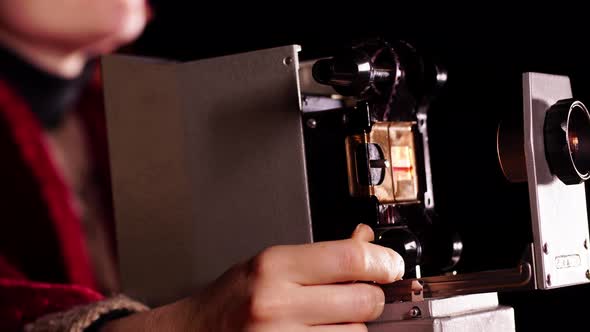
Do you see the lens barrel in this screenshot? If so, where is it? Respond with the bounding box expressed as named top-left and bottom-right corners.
top-left (544, 99), bottom-right (590, 185)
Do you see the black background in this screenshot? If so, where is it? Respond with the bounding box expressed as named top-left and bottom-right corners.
top-left (127, 3), bottom-right (590, 330)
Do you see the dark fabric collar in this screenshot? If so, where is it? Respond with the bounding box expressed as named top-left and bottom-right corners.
top-left (0, 44), bottom-right (95, 129)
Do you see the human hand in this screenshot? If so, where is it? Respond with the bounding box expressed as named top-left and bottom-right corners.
top-left (102, 224), bottom-right (404, 331)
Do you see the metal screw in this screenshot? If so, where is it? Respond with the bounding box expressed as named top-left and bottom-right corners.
top-left (543, 243), bottom-right (549, 255)
top-left (546, 274), bottom-right (552, 286)
top-left (586, 270), bottom-right (590, 280)
top-left (283, 56), bottom-right (293, 66)
top-left (409, 306), bottom-right (421, 318)
top-left (306, 118), bottom-right (317, 129)
top-left (585, 239), bottom-right (588, 249)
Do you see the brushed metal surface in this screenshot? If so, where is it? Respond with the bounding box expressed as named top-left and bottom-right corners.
top-left (368, 308), bottom-right (515, 332)
top-left (374, 292), bottom-right (499, 322)
top-left (368, 293), bottom-right (514, 332)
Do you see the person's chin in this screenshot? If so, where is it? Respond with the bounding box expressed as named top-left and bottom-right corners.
top-left (115, 0), bottom-right (151, 42)
top-left (87, 12), bottom-right (148, 55)
top-left (116, 10), bottom-right (148, 44)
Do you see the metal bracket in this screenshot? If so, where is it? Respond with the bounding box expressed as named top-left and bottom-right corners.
top-left (416, 109), bottom-right (435, 210)
top-left (523, 72), bottom-right (590, 289)
top-left (383, 261), bottom-right (534, 303)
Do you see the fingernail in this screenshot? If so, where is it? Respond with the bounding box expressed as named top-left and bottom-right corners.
top-left (352, 223), bottom-right (363, 235)
top-left (396, 254), bottom-right (405, 280)
top-left (389, 250), bottom-right (405, 281)
top-left (372, 288), bottom-right (386, 319)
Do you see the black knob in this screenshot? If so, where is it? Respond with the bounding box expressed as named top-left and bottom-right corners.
top-left (312, 51), bottom-right (394, 98)
top-left (374, 223), bottom-right (463, 278)
top-left (374, 227), bottom-right (422, 277)
top-left (544, 99), bottom-right (590, 185)
top-left (417, 225), bottom-right (463, 274)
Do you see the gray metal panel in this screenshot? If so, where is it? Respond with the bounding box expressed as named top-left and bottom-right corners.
top-left (101, 45), bottom-right (312, 306)
top-left (102, 55), bottom-right (193, 305)
top-left (523, 72), bottom-right (590, 289)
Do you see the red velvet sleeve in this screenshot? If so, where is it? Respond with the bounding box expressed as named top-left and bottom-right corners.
top-left (0, 75), bottom-right (105, 331)
top-left (0, 278), bottom-right (104, 332)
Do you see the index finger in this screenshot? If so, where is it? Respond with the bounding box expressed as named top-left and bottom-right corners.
top-left (260, 239), bottom-right (404, 286)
